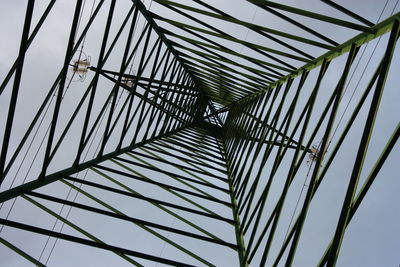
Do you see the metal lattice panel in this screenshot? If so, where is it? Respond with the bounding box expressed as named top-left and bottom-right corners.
top-left (0, 0), bottom-right (399, 266)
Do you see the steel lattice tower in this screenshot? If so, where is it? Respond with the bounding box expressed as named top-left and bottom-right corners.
top-left (0, 1), bottom-right (399, 266)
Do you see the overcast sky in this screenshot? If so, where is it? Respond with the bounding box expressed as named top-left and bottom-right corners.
top-left (0, 0), bottom-right (399, 266)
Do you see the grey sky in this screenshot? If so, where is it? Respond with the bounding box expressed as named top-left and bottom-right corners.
top-left (0, 0), bottom-right (399, 266)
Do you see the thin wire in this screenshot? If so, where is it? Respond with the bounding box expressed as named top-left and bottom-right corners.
top-left (0, 71), bottom-right (78, 235)
top-left (37, 0), bottom-right (102, 261)
top-left (0, 0), bottom-right (97, 217)
top-left (280, 0), bottom-right (394, 253)
top-left (44, 94), bottom-right (114, 265)
top-left (0, 0), bottom-right (95, 213)
top-left (44, 1), bottom-right (141, 258)
top-left (153, 130), bottom-right (205, 266)
top-left (43, 83), bottom-right (126, 264)
top-left (232, 6), bottom-right (258, 96)
top-left (327, 0), bottom-right (396, 150)
top-left (2, 0), bottom-right (96, 258)
top-left (74, 0), bottom-right (88, 44)
top-left (0, 88), bottom-right (57, 212)
top-left (235, 7), bottom-right (258, 66)
top-left (127, 0), bottom-right (153, 77)
top-left (154, 215), bottom-right (177, 267)
top-left (155, 140), bottom-right (185, 267)
top-left (74, 0), bottom-right (95, 82)
top-left (282, 159), bottom-right (314, 242)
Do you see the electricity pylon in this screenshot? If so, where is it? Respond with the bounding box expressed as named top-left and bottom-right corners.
top-left (1, 0), bottom-right (399, 266)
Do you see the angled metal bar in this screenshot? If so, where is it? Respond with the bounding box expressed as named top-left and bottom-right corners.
top-left (326, 20), bottom-right (399, 267)
top-left (218, 140), bottom-right (248, 267)
top-left (63, 175), bottom-right (232, 223)
top-left (239, 80), bottom-right (293, 239)
top-left (2, 2), bottom-right (131, 179)
top-left (247, 0), bottom-right (339, 45)
top-left (123, 153), bottom-right (231, 205)
top-left (238, 59), bottom-right (330, 265)
top-left (173, 39), bottom-right (290, 78)
top-left (22, 195), bottom-right (142, 266)
top-left (24, 191), bottom-right (238, 249)
top-left (135, 148), bottom-right (228, 188)
top-left (275, 58), bottom-right (329, 265)
top-left (98, 38), bottom-right (167, 145)
top-left (90, 166), bottom-right (229, 242)
top-left (234, 12), bottom-right (400, 103)
top-left (98, 9), bottom-right (141, 158)
top-left (98, 72), bottom-right (190, 125)
top-left (229, 96), bottom-right (269, 187)
top-left (0, 0), bottom-right (35, 185)
top-left (173, 132), bottom-right (223, 156)
top-left (239, 85), bottom-right (287, 199)
top-left (75, 0), bottom-right (118, 166)
top-left (0, 124), bottom-right (191, 204)
top-left (187, 63), bottom-right (265, 93)
top-left (159, 65), bottom-right (185, 133)
top-left (40, 0), bottom-right (84, 177)
top-left (123, 150), bottom-right (228, 191)
top-left (176, 0), bottom-right (321, 54)
top-left (94, 161), bottom-right (227, 205)
top-left (263, 45), bottom-right (358, 266)
top-left (245, 72), bottom-right (308, 261)
top-left (238, 98), bottom-right (289, 213)
top-left (60, 179), bottom-right (216, 266)
top-left (79, 7), bottom-right (142, 152)
top-left (124, 35), bottom-right (160, 144)
top-left (96, 69), bottom-right (196, 93)
top-left (0, 218), bottom-right (196, 267)
top-left (151, 6), bottom-right (298, 70)
top-left (48, 32), bottom-right (165, 170)
top-left (151, 139), bottom-right (227, 167)
top-left (163, 135), bottom-right (225, 163)
top-left (143, 143), bottom-right (225, 172)
top-left (235, 85), bottom-right (282, 202)
top-left (271, 55), bottom-right (384, 266)
top-left (318, 123), bottom-right (400, 266)
top-left (163, 28), bottom-right (295, 72)
top-left (0, 236), bottom-right (45, 267)
top-left (130, 0), bottom-right (196, 82)
top-left (175, 46), bottom-right (279, 82)
top-left (141, 49), bottom-right (173, 140)
top-left (321, 0), bottom-right (374, 26)
top-left (0, 0), bottom-right (55, 95)
top-left (150, 57), bottom-right (179, 138)
top-left (130, 34), bottom-right (161, 145)
top-left (156, 62), bottom-right (183, 134)
top-left (110, 157), bottom-right (225, 218)
top-left (249, 0), bottom-right (374, 32)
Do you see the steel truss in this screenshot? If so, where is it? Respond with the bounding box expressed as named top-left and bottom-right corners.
top-left (0, 0), bottom-right (399, 266)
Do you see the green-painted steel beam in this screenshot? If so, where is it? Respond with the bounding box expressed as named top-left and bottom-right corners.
top-left (234, 12), bottom-right (400, 103)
